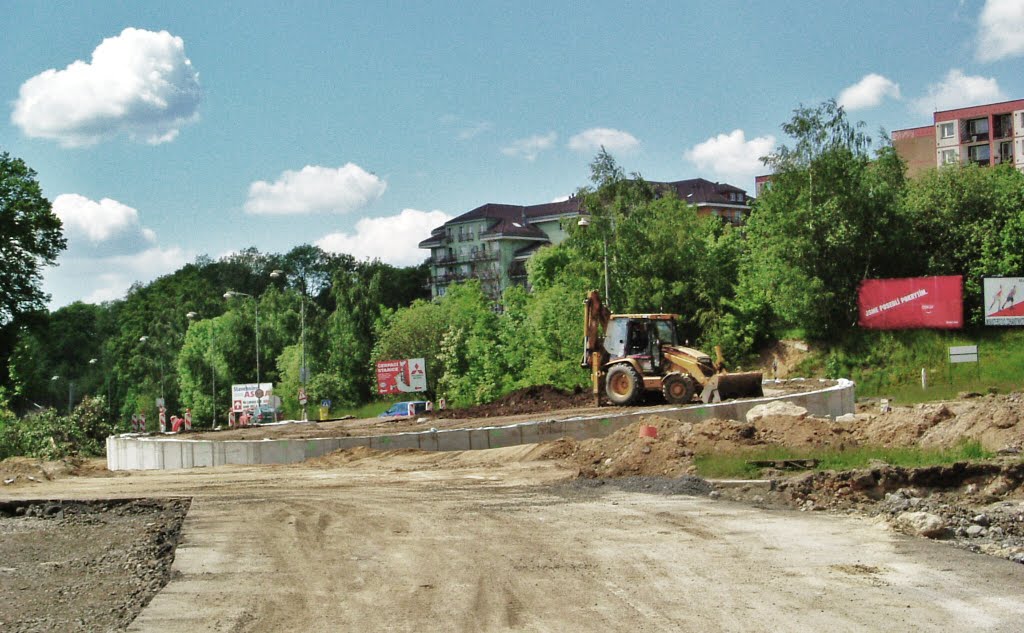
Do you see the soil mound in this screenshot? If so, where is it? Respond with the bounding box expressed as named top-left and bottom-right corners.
top-left (0, 456), bottom-right (115, 487)
top-left (435, 385), bottom-right (592, 419)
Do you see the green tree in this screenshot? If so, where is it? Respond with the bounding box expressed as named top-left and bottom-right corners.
top-left (0, 152), bottom-right (66, 326)
top-left (902, 163), bottom-right (1024, 324)
top-left (737, 100), bottom-right (909, 343)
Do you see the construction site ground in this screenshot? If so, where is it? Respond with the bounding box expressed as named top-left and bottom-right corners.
top-left (3, 389), bottom-right (1024, 632)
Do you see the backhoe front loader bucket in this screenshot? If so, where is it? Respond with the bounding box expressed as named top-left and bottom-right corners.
top-left (700, 372), bottom-right (764, 403)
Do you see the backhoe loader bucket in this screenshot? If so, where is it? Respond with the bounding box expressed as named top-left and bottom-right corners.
top-left (700, 372), bottom-right (764, 403)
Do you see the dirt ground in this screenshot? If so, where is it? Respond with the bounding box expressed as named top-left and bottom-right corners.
top-left (3, 390), bottom-right (1024, 631)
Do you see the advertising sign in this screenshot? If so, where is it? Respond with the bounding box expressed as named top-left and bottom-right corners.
top-left (858, 276), bottom-right (962, 330)
top-left (984, 277), bottom-right (1024, 326)
top-left (376, 358), bottom-right (428, 395)
top-left (231, 382), bottom-right (274, 412)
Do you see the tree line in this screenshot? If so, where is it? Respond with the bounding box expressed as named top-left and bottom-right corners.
top-left (2, 100), bottom-right (1023, 453)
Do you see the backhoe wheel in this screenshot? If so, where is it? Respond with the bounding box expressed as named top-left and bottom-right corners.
top-left (605, 364), bottom-right (642, 406)
top-left (662, 373), bottom-right (696, 405)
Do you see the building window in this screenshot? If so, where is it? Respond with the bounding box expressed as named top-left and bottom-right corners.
top-left (939, 122), bottom-right (954, 139)
top-left (966, 118), bottom-right (989, 141)
top-left (1000, 141), bottom-right (1013, 163)
top-left (940, 149), bottom-right (958, 165)
top-left (967, 144), bottom-right (990, 165)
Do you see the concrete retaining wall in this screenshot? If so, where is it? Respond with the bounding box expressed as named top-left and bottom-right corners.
top-left (106, 379), bottom-right (855, 471)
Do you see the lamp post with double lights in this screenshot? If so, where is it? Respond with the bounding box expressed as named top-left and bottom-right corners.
top-left (51, 357), bottom-right (100, 415)
top-left (270, 269), bottom-right (309, 421)
top-left (223, 290), bottom-right (262, 407)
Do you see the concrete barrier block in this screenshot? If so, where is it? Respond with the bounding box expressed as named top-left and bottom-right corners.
top-left (486, 425), bottom-right (521, 448)
top-left (436, 429), bottom-right (471, 452)
top-left (468, 429), bottom-right (491, 450)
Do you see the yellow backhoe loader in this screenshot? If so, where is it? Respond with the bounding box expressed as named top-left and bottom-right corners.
top-left (582, 291), bottom-right (763, 406)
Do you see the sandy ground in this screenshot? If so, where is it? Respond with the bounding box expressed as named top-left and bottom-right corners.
top-left (5, 446), bottom-right (1024, 632)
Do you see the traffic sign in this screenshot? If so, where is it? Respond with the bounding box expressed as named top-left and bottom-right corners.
top-left (254, 387), bottom-right (265, 399)
top-left (298, 388), bottom-right (308, 405)
top-left (321, 399), bottom-right (331, 408)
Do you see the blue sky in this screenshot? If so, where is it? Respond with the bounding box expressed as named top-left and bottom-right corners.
top-left (3, 1), bottom-right (1024, 308)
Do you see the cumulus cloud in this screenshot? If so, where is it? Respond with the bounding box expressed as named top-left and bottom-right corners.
top-left (501, 133), bottom-right (557, 161)
top-left (977, 0), bottom-right (1024, 62)
top-left (316, 208), bottom-right (452, 266)
top-left (11, 27), bottom-right (201, 147)
top-left (53, 194), bottom-right (155, 244)
top-left (838, 74), bottom-right (901, 110)
top-left (244, 164), bottom-right (387, 215)
top-left (45, 245), bottom-right (192, 307)
top-left (683, 129), bottom-right (776, 187)
top-left (567, 128), bottom-right (640, 154)
top-left (911, 69), bottom-right (1006, 115)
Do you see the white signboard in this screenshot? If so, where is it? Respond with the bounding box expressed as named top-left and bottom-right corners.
top-left (948, 345), bottom-right (978, 363)
top-left (984, 277), bottom-right (1024, 325)
top-left (232, 382), bottom-right (274, 412)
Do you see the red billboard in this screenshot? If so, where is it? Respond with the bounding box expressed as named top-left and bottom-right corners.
top-left (375, 358), bottom-right (428, 395)
top-left (858, 276), bottom-right (962, 330)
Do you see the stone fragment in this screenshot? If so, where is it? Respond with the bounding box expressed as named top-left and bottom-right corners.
top-left (894, 511), bottom-right (948, 539)
top-left (745, 400), bottom-right (809, 423)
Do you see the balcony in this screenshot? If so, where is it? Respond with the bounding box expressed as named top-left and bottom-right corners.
top-left (434, 254), bottom-right (458, 265)
top-left (508, 262), bottom-right (528, 280)
top-left (962, 118), bottom-right (989, 144)
top-left (993, 114), bottom-right (1013, 140)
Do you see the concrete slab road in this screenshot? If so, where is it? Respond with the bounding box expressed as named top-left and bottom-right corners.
top-left (11, 449), bottom-right (1024, 632)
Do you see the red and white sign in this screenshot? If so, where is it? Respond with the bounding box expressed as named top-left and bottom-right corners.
top-left (231, 383), bottom-right (274, 412)
top-left (184, 408), bottom-right (192, 432)
top-left (376, 358), bottom-right (428, 395)
top-left (984, 277), bottom-right (1024, 326)
top-left (298, 387), bottom-right (308, 406)
top-left (858, 276), bottom-right (962, 330)
top-left (158, 407), bottom-right (167, 433)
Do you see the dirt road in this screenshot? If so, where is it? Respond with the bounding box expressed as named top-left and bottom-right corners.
top-left (7, 447), bottom-right (1024, 632)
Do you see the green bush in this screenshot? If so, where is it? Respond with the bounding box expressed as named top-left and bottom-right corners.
top-left (0, 396), bottom-right (115, 460)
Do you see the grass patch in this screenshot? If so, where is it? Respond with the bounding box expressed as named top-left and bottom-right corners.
top-left (791, 328), bottom-right (1024, 405)
top-left (694, 440), bottom-right (993, 480)
top-left (332, 401), bottom-right (393, 419)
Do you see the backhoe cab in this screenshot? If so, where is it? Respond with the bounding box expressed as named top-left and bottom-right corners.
top-left (582, 291), bottom-right (763, 406)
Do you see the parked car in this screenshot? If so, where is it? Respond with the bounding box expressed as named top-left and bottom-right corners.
top-left (378, 401), bottom-right (430, 418)
top-left (253, 404), bottom-right (280, 424)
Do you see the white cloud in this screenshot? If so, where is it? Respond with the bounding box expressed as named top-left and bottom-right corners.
top-left (501, 132), bottom-right (557, 161)
top-left (977, 0), bottom-right (1024, 62)
top-left (11, 28), bottom-right (201, 147)
top-left (683, 129), bottom-right (776, 186)
top-left (244, 164), bottom-right (387, 215)
top-left (53, 193), bottom-right (155, 244)
top-left (316, 208), bottom-right (452, 266)
top-left (912, 69), bottom-right (1006, 115)
top-left (837, 74), bottom-right (901, 110)
top-left (567, 128), bottom-right (640, 154)
top-left (45, 245), bottom-right (192, 307)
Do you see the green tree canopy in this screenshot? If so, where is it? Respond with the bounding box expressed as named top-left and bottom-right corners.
top-left (0, 152), bottom-right (66, 326)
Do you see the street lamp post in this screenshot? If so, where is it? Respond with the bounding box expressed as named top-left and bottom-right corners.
top-left (138, 336), bottom-right (165, 405)
top-left (577, 215), bottom-right (611, 307)
top-left (224, 290), bottom-right (261, 406)
top-left (50, 375), bottom-right (73, 414)
top-left (186, 311), bottom-right (217, 428)
top-left (270, 269), bottom-right (308, 421)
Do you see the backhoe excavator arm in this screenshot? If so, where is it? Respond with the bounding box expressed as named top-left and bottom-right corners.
top-left (583, 290), bottom-right (611, 405)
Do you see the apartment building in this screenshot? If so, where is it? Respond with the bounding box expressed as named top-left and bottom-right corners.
top-left (892, 99), bottom-right (1024, 178)
top-left (419, 179), bottom-right (753, 300)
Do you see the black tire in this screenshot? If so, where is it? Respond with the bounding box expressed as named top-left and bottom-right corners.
top-left (662, 373), bottom-right (696, 404)
top-left (605, 364), bottom-right (642, 406)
